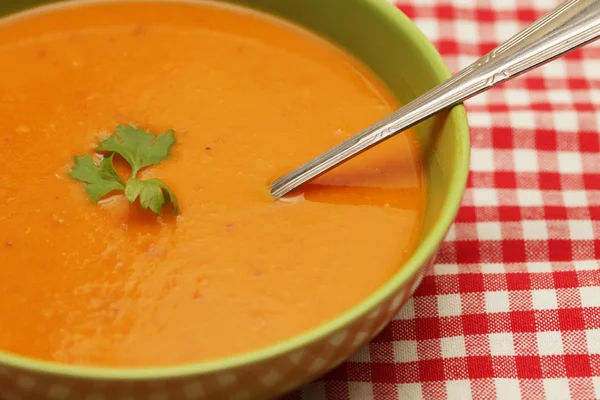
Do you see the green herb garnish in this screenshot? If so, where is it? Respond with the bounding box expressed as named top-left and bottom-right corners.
top-left (71, 124), bottom-right (178, 215)
top-left (125, 178), bottom-right (178, 215)
top-left (96, 125), bottom-right (176, 177)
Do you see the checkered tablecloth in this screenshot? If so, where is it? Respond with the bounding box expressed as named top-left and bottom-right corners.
top-left (285, 0), bottom-right (600, 399)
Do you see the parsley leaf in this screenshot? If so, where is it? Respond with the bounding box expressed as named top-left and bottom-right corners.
top-left (96, 124), bottom-right (176, 176)
top-left (70, 154), bottom-right (125, 202)
top-left (125, 178), bottom-right (179, 215)
top-left (71, 125), bottom-right (179, 215)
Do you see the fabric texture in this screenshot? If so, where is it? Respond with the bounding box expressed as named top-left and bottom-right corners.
top-left (285, 0), bottom-right (600, 398)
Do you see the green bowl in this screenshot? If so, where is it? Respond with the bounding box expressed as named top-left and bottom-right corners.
top-left (0, 0), bottom-right (469, 398)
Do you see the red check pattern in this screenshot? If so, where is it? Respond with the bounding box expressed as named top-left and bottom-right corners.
top-left (284, 0), bottom-right (600, 398)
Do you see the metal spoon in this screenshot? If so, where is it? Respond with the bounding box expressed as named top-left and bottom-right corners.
top-left (271, 0), bottom-right (600, 199)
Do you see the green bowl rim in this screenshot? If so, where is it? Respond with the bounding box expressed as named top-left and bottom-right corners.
top-left (0, 0), bottom-right (470, 380)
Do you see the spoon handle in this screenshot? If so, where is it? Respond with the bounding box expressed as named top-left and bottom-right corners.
top-left (271, 0), bottom-right (600, 199)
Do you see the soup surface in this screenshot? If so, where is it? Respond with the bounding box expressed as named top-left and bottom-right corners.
top-left (0, 0), bottom-right (425, 367)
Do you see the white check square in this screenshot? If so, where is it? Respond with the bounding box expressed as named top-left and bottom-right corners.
top-left (548, 89), bottom-right (573, 105)
top-left (542, 59), bottom-right (568, 78)
top-left (583, 59), bottom-right (600, 79)
top-left (527, 262), bottom-right (553, 273)
top-left (393, 340), bottom-right (418, 362)
top-left (477, 222), bottom-right (503, 240)
top-left (537, 331), bottom-right (564, 356)
top-left (563, 191), bottom-right (588, 207)
top-left (509, 110), bottom-right (536, 129)
top-left (568, 220), bottom-right (595, 240)
top-left (398, 383), bottom-right (423, 399)
top-left (553, 111), bottom-right (580, 132)
top-left (495, 379), bottom-right (521, 399)
top-left (594, 377), bottom-right (600, 400)
top-left (558, 152), bottom-right (583, 173)
top-left (543, 379), bottom-right (570, 400)
top-left (438, 294), bottom-right (462, 317)
top-left (441, 336), bottom-right (467, 358)
top-left (469, 112), bottom-right (494, 127)
top-left (492, 0), bottom-right (519, 10)
top-left (489, 332), bottom-right (515, 356)
top-left (513, 149), bottom-right (538, 172)
top-left (586, 329), bottom-right (600, 354)
top-left (473, 188), bottom-right (499, 206)
top-left (532, 289), bottom-right (559, 310)
top-left (457, 21), bottom-right (479, 44)
top-left (505, 89), bottom-right (531, 106)
top-left (522, 220), bottom-right (549, 240)
top-left (517, 189), bottom-right (543, 206)
top-left (581, 286), bottom-right (600, 307)
top-left (349, 383), bottom-right (374, 400)
top-left (485, 291), bottom-right (510, 313)
top-left (446, 380), bottom-right (472, 400)
top-left (471, 148), bottom-right (495, 172)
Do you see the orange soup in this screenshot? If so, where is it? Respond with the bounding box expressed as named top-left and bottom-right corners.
top-left (0, 0), bottom-right (425, 367)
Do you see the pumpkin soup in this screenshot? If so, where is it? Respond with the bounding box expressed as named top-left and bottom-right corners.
top-left (0, 0), bottom-right (425, 367)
